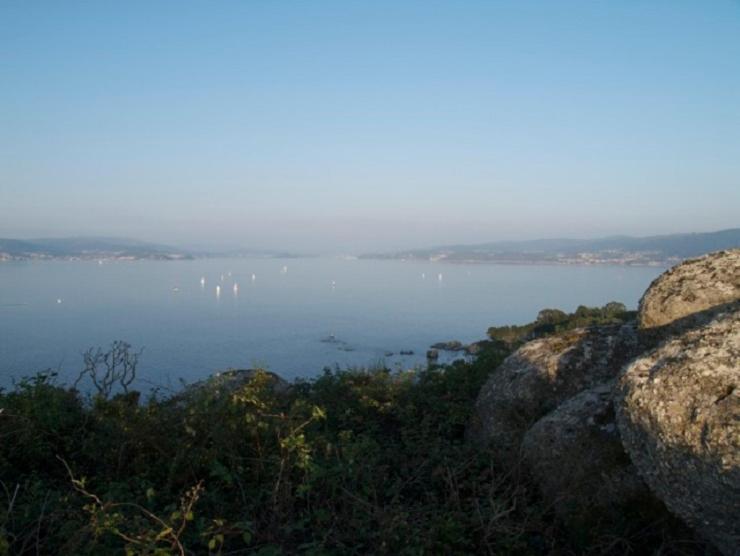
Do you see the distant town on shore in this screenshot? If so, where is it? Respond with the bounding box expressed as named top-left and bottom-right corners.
top-left (361, 228), bottom-right (740, 266)
top-left (1, 227), bottom-right (738, 266)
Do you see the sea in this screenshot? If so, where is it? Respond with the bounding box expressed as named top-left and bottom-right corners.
top-left (0, 257), bottom-right (664, 390)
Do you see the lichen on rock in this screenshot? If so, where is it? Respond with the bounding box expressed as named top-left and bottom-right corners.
top-left (616, 307), bottom-right (740, 555)
top-left (473, 322), bottom-right (640, 461)
top-left (521, 381), bottom-right (655, 527)
top-left (638, 249), bottom-right (740, 330)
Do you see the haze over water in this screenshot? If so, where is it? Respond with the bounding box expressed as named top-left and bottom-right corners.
top-left (0, 259), bottom-right (662, 388)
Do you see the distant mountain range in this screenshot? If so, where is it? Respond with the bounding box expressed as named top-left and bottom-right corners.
top-left (360, 228), bottom-right (740, 266)
top-left (0, 237), bottom-right (193, 261)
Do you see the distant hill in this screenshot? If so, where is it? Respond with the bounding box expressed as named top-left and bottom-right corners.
top-left (0, 237), bottom-right (193, 261)
top-left (360, 228), bottom-right (740, 266)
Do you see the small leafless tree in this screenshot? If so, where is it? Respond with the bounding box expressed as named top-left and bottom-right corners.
top-left (74, 341), bottom-right (143, 398)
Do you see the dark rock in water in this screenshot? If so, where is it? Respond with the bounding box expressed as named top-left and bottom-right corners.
top-left (426, 349), bottom-right (439, 360)
top-left (522, 381), bottom-right (659, 528)
top-left (638, 249), bottom-right (740, 330)
top-left (321, 334), bottom-right (345, 344)
top-left (384, 351), bottom-right (394, 357)
top-left (430, 340), bottom-right (465, 351)
top-left (473, 322), bottom-right (641, 462)
top-left (616, 307), bottom-right (740, 555)
top-left (399, 350), bottom-right (414, 355)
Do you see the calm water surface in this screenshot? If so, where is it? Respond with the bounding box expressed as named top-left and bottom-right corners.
top-left (0, 258), bottom-right (663, 388)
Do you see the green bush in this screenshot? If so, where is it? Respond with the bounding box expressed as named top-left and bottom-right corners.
top-left (487, 302), bottom-right (636, 347)
top-left (0, 332), bottom-right (706, 555)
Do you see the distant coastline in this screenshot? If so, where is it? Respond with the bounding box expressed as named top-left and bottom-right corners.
top-left (0, 237), bottom-right (193, 262)
top-left (0, 237), bottom-right (304, 262)
top-left (3, 228), bottom-right (738, 266)
top-left (360, 228), bottom-right (740, 267)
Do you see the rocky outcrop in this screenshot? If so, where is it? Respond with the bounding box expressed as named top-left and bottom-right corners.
top-left (638, 249), bottom-right (740, 330)
top-left (474, 323), bottom-right (640, 460)
top-left (521, 382), bottom-right (655, 527)
top-left (431, 340), bottom-right (465, 351)
top-left (174, 368), bottom-right (290, 404)
top-left (474, 250), bottom-right (740, 553)
top-left (616, 307), bottom-right (740, 554)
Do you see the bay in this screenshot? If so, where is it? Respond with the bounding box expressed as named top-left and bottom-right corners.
top-left (0, 258), bottom-right (663, 389)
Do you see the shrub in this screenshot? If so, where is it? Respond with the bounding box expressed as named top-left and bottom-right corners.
top-left (0, 332), bottom-right (706, 555)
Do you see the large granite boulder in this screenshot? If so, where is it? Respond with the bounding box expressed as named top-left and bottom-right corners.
top-left (474, 323), bottom-right (640, 461)
top-left (521, 382), bottom-right (657, 527)
top-left (638, 249), bottom-right (740, 330)
top-left (616, 307), bottom-right (740, 555)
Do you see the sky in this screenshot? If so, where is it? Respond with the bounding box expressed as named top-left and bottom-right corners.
top-left (1, 1), bottom-right (739, 253)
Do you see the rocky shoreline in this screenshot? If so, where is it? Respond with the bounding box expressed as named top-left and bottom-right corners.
top-left (473, 249), bottom-right (740, 554)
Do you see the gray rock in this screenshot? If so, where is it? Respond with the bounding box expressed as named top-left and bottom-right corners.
top-left (426, 349), bottom-right (439, 360)
top-left (616, 308), bottom-right (740, 555)
top-left (431, 340), bottom-right (465, 351)
top-left (176, 368), bottom-right (290, 403)
top-left (638, 249), bottom-right (740, 330)
top-left (522, 381), bottom-right (656, 527)
top-left (474, 322), bottom-right (641, 461)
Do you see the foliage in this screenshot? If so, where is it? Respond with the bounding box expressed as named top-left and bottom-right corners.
top-left (487, 302), bottom-right (636, 347)
top-left (0, 330), bottom-right (707, 555)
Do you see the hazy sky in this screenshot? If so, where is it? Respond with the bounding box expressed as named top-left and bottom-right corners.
top-left (1, 1), bottom-right (739, 252)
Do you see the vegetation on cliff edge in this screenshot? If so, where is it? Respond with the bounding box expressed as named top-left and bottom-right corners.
top-left (0, 304), bottom-right (708, 555)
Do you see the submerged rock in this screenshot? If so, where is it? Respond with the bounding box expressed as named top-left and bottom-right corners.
top-left (638, 249), bottom-right (740, 330)
top-left (616, 307), bottom-right (740, 555)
